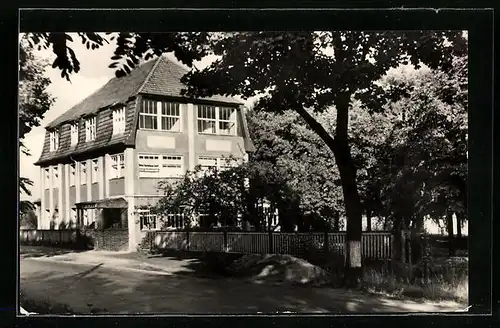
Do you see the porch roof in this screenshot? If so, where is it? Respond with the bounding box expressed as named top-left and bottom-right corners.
top-left (76, 197), bottom-right (128, 209)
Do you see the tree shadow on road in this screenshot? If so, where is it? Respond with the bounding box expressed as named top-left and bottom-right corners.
top-left (20, 256), bottom-right (464, 315)
top-left (20, 245), bottom-right (89, 259)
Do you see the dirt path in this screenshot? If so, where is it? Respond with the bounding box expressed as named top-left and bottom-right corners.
top-left (20, 255), bottom-right (465, 314)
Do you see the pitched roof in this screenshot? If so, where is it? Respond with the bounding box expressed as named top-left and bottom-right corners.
top-left (46, 55), bottom-right (242, 128)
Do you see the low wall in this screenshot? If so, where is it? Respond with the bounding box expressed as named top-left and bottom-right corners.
top-left (20, 228), bottom-right (129, 252)
top-left (83, 229), bottom-right (129, 252)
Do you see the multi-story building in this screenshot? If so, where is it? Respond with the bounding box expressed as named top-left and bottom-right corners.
top-left (34, 55), bottom-right (255, 251)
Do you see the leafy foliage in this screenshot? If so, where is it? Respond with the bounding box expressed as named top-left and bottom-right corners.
top-left (19, 36), bottom-right (55, 202)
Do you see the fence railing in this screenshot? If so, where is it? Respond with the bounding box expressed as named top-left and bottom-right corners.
top-left (142, 231), bottom-right (393, 259)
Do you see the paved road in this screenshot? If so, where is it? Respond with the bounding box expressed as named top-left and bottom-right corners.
top-left (20, 257), bottom-right (464, 314)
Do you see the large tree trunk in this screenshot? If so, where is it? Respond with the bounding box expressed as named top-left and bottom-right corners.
top-left (293, 93), bottom-right (363, 287)
top-left (446, 211), bottom-right (455, 256)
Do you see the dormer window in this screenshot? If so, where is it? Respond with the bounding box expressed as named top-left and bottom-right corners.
top-left (197, 105), bottom-right (237, 135)
top-left (112, 107), bottom-right (126, 135)
top-left (139, 99), bottom-right (181, 132)
top-left (70, 122), bottom-right (79, 146)
top-left (49, 130), bottom-right (60, 151)
top-left (85, 116), bottom-right (96, 142)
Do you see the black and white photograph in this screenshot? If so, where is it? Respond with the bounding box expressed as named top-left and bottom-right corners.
top-left (18, 26), bottom-right (471, 314)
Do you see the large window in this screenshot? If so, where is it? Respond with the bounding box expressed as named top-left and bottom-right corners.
top-left (110, 153), bottom-right (125, 179)
top-left (197, 105), bottom-right (237, 135)
top-left (49, 130), bottom-right (60, 151)
top-left (69, 163), bottom-right (76, 186)
top-left (139, 210), bottom-right (159, 231)
top-left (139, 99), bottom-right (181, 132)
top-left (91, 159), bottom-right (99, 183)
top-left (138, 154), bottom-right (183, 178)
top-left (80, 161), bottom-right (87, 185)
top-left (85, 116), bottom-right (96, 141)
top-left (70, 123), bottom-right (79, 146)
top-left (112, 107), bottom-right (126, 135)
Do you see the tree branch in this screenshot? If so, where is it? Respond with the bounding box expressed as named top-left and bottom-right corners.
top-left (294, 106), bottom-right (338, 154)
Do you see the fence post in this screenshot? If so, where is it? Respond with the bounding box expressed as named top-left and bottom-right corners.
top-left (223, 230), bottom-right (228, 252)
top-left (268, 230), bottom-right (273, 254)
top-left (186, 230), bottom-right (190, 251)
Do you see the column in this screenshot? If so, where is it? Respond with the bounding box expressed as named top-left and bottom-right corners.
top-left (186, 103), bottom-right (196, 171)
top-left (75, 161), bottom-right (81, 204)
top-left (48, 166), bottom-right (54, 228)
top-left (57, 163), bottom-right (64, 226)
top-left (64, 163), bottom-right (71, 227)
top-left (104, 154), bottom-right (111, 198)
top-left (86, 159), bottom-right (92, 201)
top-left (98, 156), bottom-right (104, 200)
top-left (39, 167), bottom-right (45, 229)
top-left (124, 147), bottom-right (138, 251)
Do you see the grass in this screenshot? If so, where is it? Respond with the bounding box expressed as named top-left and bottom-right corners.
top-left (361, 264), bottom-right (468, 304)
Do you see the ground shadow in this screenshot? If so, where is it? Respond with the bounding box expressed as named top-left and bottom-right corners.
top-left (20, 257), bottom-right (464, 314)
top-left (20, 245), bottom-right (89, 259)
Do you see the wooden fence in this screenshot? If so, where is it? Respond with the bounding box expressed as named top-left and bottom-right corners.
top-left (142, 231), bottom-right (393, 259)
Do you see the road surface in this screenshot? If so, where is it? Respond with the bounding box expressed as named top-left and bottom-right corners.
top-left (20, 257), bottom-right (464, 314)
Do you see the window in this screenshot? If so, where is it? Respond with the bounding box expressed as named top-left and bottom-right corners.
top-left (197, 156), bottom-right (237, 173)
top-left (165, 213), bottom-right (186, 229)
top-left (85, 116), bottom-right (96, 141)
top-left (71, 208), bottom-right (77, 222)
top-left (80, 161), bottom-right (87, 185)
top-left (49, 130), bottom-right (60, 151)
top-left (198, 156), bottom-right (218, 171)
top-left (138, 154), bottom-right (184, 178)
top-left (197, 105), bottom-right (216, 134)
top-left (91, 159), bottom-right (99, 183)
top-left (44, 168), bottom-right (50, 187)
top-left (197, 105), bottom-right (237, 135)
top-left (112, 107), bottom-right (126, 135)
top-left (52, 166), bottom-right (59, 185)
top-left (161, 155), bottom-right (183, 177)
top-left (69, 163), bottom-right (76, 186)
top-left (139, 210), bottom-right (159, 231)
top-left (219, 107), bottom-right (237, 135)
top-left (110, 153), bottom-right (125, 179)
top-left (70, 123), bottom-right (79, 146)
top-left (138, 154), bottom-right (160, 177)
top-left (139, 99), bottom-right (181, 132)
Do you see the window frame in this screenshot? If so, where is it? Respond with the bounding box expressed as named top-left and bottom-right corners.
top-left (197, 105), bottom-right (237, 136)
top-left (138, 209), bottom-right (159, 231)
top-left (70, 122), bottom-right (79, 146)
top-left (85, 116), bottom-right (97, 142)
top-left (49, 130), bottom-right (60, 152)
top-left (69, 163), bottom-right (76, 186)
top-left (139, 99), bottom-right (182, 132)
top-left (80, 161), bottom-right (88, 185)
top-left (138, 153), bottom-right (184, 178)
top-left (112, 106), bottom-right (126, 135)
top-left (91, 159), bottom-right (99, 184)
top-left (109, 153), bottom-right (125, 179)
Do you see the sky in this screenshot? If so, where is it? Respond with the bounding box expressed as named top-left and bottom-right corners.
top-left (19, 33), bottom-right (248, 201)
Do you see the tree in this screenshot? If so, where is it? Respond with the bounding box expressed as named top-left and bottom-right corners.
top-left (28, 31), bottom-right (467, 286)
top-left (19, 35), bottom-right (55, 214)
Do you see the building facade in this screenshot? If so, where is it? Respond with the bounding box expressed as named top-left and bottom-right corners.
top-left (34, 55), bottom-right (255, 251)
